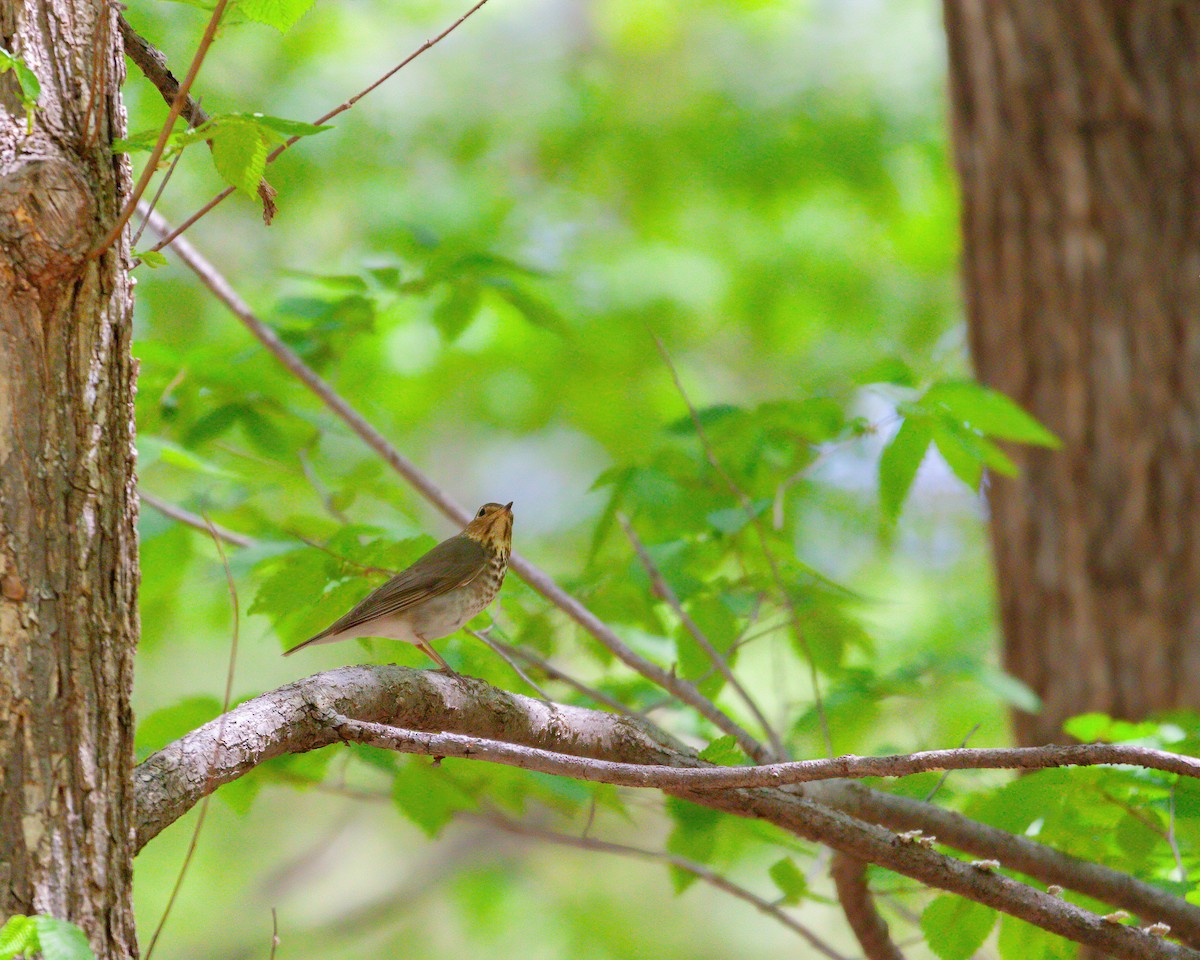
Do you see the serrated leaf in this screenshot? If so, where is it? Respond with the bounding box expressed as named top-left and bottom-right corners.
top-left (767, 856), bottom-right (807, 905)
top-left (920, 894), bottom-right (996, 960)
top-left (0, 915), bottom-right (36, 960)
top-left (879, 414), bottom-right (933, 520)
top-left (698, 735), bottom-right (747, 766)
top-left (135, 249), bottom-right (169, 268)
top-left (244, 113), bottom-right (332, 137)
top-left (31, 917), bottom-right (96, 960)
top-left (209, 119), bottom-right (269, 196)
top-left (233, 0), bottom-right (316, 31)
top-left (923, 380), bottom-right (1059, 448)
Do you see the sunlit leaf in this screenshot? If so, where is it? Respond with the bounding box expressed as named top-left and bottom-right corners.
top-left (921, 894), bottom-right (996, 960)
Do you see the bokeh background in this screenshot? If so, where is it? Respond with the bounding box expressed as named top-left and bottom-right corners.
top-left (124, 1), bottom-right (1012, 956)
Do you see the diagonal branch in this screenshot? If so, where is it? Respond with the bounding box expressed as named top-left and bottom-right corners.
top-left (831, 852), bottom-right (907, 960)
top-left (140, 204), bottom-right (772, 765)
top-left (133, 665), bottom-right (1200, 959)
top-left (476, 812), bottom-right (849, 959)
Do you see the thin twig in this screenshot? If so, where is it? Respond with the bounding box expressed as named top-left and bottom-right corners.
top-left (93, 0), bottom-right (231, 257)
top-left (923, 723), bottom-right (981, 803)
top-left (143, 516), bottom-right (241, 959)
top-left (146, 0), bottom-right (493, 254)
top-left (268, 908), bottom-right (279, 960)
top-left (619, 514), bottom-right (784, 761)
top-left (327, 713), bottom-right (1200, 791)
top-left (1170, 783), bottom-right (1188, 884)
top-left (131, 146), bottom-right (185, 250)
top-left (142, 204), bottom-right (773, 766)
top-left (475, 812), bottom-right (849, 960)
top-left (489, 636), bottom-right (643, 718)
top-left (466, 627), bottom-right (552, 700)
top-left (140, 489), bottom-right (253, 547)
top-left (651, 334), bottom-right (834, 756)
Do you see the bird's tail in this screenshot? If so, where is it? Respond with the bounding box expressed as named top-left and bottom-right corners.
top-left (282, 628), bottom-right (341, 656)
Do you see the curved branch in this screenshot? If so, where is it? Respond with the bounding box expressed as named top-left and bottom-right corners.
top-left (831, 852), bottom-right (907, 960)
top-left (134, 666), bottom-right (1200, 959)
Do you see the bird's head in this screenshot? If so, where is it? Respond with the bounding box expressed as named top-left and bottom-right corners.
top-left (464, 501), bottom-right (514, 552)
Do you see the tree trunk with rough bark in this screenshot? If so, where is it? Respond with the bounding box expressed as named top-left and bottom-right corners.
top-left (943, 2), bottom-right (1200, 746)
top-left (0, 0), bottom-right (138, 956)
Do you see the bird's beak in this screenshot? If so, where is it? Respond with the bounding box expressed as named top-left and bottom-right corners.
top-left (504, 501), bottom-right (514, 513)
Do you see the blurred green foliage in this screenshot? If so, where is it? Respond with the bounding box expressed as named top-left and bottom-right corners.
top-left (120, 1), bottom-right (1189, 958)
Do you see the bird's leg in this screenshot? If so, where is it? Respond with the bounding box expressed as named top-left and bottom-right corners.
top-left (417, 640), bottom-right (458, 676)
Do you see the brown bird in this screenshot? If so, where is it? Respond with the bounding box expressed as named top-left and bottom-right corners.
top-left (283, 502), bottom-right (513, 672)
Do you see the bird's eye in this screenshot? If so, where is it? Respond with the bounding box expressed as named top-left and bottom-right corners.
top-left (477, 507), bottom-right (486, 518)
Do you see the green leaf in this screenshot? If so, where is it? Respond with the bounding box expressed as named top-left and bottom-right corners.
top-left (392, 758), bottom-right (475, 837)
top-left (698, 735), bottom-right (748, 767)
top-left (0, 48), bottom-right (40, 106)
top-left (997, 914), bottom-right (1073, 960)
top-left (31, 917), bottom-right (97, 960)
top-left (878, 414), bottom-right (933, 521)
top-left (920, 894), bottom-right (996, 960)
top-left (767, 856), bottom-right (807, 905)
top-left (135, 695), bottom-right (222, 762)
top-left (209, 118), bottom-right (269, 196)
top-left (931, 421), bottom-right (984, 490)
top-left (244, 113), bottom-right (332, 137)
top-left (706, 499), bottom-right (770, 535)
top-left (138, 435), bottom-right (241, 479)
top-left (486, 278), bottom-right (567, 334)
top-left (10, 58), bottom-right (40, 106)
top-left (233, 0), bottom-right (316, 31)
top-left (0, 915), bottom-right (36, 960)
top-left (111, 129), bottom-right (164, 154)
top-left (135, 249), bottom-right (169, 268)
top-left (433, 282), bottom-right (482, 340)
top-left (923, 379), bottom-right (1059, 448)
top-left (665, 797), bottom-right (722, 893)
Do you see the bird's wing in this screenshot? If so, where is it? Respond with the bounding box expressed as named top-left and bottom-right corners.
top-left (306, 534), bottom-right (489, 642)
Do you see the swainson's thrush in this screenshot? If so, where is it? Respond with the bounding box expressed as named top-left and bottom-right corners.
top-left (284, 502), bottom-right (513, 672)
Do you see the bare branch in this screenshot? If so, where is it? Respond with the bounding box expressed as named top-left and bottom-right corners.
top-left (132, 666), bottom-right (1200, 959)
top-left (322, 713), bottom-right (1200, 795)
top-left (477, 812), bottom-right (849, 960)
top-left (818, 781), bottom-right (1200, 947)
top-left (118, 16), bottom-right (209, 128)
top-left (139, 489), bottom-right (253, 547)
top-left (831, 853), bottom-right (907, 960)
top-left (620, 513), bottom-right (785, 761)
top-left (141, 204), bottom-right (772, 765)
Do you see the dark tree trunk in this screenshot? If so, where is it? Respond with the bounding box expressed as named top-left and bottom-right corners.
top-left (943, 1), bottom-right (1200, 746)
top-left (0, 0), bottom-right (138, 956)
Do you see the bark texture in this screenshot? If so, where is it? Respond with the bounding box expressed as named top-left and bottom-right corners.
top-left (135, 665), bottom-right (1200, 957)
top-left (943, 2), bottom-right (1200, 744)
top-left (0, 0), bottom-right (137, 956)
